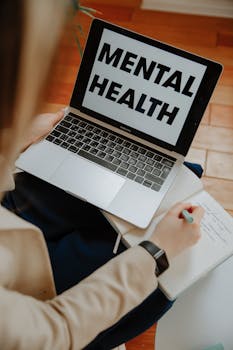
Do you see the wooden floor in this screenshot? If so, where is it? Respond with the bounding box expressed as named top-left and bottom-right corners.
top-left (43, 1), bottom-right (233, 349)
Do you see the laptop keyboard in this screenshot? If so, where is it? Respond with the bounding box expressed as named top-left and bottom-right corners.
top-left (46, 113), bottom-right (175, 192)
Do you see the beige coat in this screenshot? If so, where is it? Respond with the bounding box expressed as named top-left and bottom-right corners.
top-left (0, 179), bottom-right (158, 349)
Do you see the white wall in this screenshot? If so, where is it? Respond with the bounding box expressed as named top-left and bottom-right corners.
top-left (141, 0), bottom-right (233, 18)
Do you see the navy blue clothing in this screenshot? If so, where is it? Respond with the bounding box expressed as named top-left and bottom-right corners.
top-left (2, 162), bottom-right (202, 349)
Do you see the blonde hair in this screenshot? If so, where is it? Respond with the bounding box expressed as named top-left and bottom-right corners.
top-left (0, 0), bottom-right (66, 191)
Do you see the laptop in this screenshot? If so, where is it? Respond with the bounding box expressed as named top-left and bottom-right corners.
top-left (16, 19), bottom-right (222, 228)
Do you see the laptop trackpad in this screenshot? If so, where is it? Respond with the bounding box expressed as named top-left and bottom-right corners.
top-left (50, 154), bottom-right (125, 208)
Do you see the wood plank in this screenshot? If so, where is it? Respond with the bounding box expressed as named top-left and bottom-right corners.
top-left (202, 177), bottom-right (233, 211)
top-left (84, 0), bottom-right (142, 8)
top-left (210, 85), bottom-right (233, 106)
top-left (217, 30), bottom-right (233, 47)
top-left (192, 125), bottom-right (233, 153)
top-left (210, 104), bottom-right (233, 128)
top-left (206, 151), bottom-right (233, 180)
top-left (126, 324), bottom-right (156, 350)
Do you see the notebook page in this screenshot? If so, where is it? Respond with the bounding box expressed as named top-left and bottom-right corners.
top-left (158, 191), bottom-right (233, 299)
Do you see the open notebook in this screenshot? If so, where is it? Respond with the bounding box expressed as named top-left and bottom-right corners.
top-left (103, 166), bottom-right (233, 300)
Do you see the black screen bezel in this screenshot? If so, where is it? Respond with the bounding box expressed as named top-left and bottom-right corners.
top-left (70, 19), bottom-right (222, 156)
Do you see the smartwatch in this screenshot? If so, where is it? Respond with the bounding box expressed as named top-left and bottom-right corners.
top-left (139, 240), bottom-right (169, 276)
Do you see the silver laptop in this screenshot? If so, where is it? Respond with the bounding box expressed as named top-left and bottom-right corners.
top-left (16, 19), bottom-right (222, 228)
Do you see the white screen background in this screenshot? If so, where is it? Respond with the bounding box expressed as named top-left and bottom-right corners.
top-left (82, 29), bottom-right (207, 146)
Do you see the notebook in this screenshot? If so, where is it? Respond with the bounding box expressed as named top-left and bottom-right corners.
top-left (103, 165), bottom-right (233, 300)
top-left (16, 19), bottom-right (222, 228)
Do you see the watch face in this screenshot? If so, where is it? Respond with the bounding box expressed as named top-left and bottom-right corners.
top-left (139, 241), bottom-right (169, 276)
top-left (155, 250), bottom-right (169, 276)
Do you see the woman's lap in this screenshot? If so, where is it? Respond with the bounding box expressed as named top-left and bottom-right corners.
top-left (4, 167), bottom-right (206, 348)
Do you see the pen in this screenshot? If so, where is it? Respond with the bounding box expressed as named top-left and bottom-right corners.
top-left (181, 209), bottom-right (194, 223)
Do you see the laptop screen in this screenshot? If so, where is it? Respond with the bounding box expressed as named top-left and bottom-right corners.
top-left (71, 19), bottom-right (222, 156)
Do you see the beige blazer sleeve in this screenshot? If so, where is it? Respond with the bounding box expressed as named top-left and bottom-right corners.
top-left (0, 246), bottom-right (157, 350)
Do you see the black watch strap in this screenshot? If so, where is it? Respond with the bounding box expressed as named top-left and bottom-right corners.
top-left (139, 240), bottom-right (169, 276)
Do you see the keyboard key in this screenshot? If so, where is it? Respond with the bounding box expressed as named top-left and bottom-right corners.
top-left (145, 165), bottom-right (153, 172)
top-left (107, 141), bottom-right (116, 148)
top-left (146, 151), bottom-right (154, 158)
top-left (93, 127), bottom-right (101, 134)
top-left (54, 138), bottom-right (62, 145)
top-left (120, 154), bottom-right (129, 161)
top-left (151, 183), bottom-right (161, 191)
top-left (121, 162), bottom-right (129, 169)
top-left (154, 154), bottom-right (162, 161)
top-left (83, 137), bottom-right (91, 144)
top-left (161, 166), bottom-right (171, 179)
top-left (61, 142), bottom-right (69, 149)
top-left (51, 130), bottom-right (61, 138)
top-left (75, 141), bottom-right (84, 148)
top-left (122, 148), bottom-right (131, 155)
top-left (154, 162), bottom-right (163, 170)
top-left (100, 131), bottom-right (108, 138)
top-left (79, 129), bottom-right (86, 135)
top-left (64, 115), bottom-right (73, 122)
top-left (127, 172), bottom-right (136, 180)
top-left (97, 144), bottom-right (106, 151)
top-left (137, 169), bottom-right (145, 177)
top-left (128, 158), bottom-right (137, 165)
top-left (117, 168), bottom-right (127, 176)
top-left (138, 154), bottom-right (146, 162)
top-left (61, 120), bottom-right (71, 128)
top-left (90, 141), bottom-right (98, 148)
top-left (60, 134), bottom-right (68, 141)
top-left (83, 145), bottom-right (91, 152)
top-left (86, 132), bottom-right (93, 138)
top-left (75, 135), bottom-right (84, 141)
top-left (152, 169), bottom-right (161, 176)
top-left (46, 135), bottom-right (54, 142)
top-left (79, 122), bottom-right (87, 128)
top-left (115, 145), bottom-right (123, 151)
top-left (161, 158), bottom-right (174, 167)
top-left (78, 150), bottom-right (117, 172)
top-left (145, 173), bottom-right (164, 185)
top-left (90, 148), bottom-right (98, 155)
top-left (108, 134), bottom-right (116, 141)
top-left (86, 125), bottom-right (94, 131)
top-left (143, 180), bottom-right (152, 188)
top-left (136, 161), bottom-right (145, 169)
top-left (100, 138), bottom-right (108, 145)
top-left (97, 151), bottom-right (106, 159)
top-left (138, 147), bottom-right (146, 155)
top-left (56, 125), bottom-right (69, 134)
top-left (105, 155), bottom-right (114, 162)
top-left (135, 176), bottom-right (143, 184)
top-left (123, 141), bottom-right (131, 148)
top-left (106, 147), bottom-right (114, 154)
top-left (130, 144), bottom-right (138, 151)
top-left (113, 151), bottom-right (121, 158)
top-left (115, 137), bottom-right (123, 144)
top-left (68, 131), bottom-right (76, 137)
top-left (113, 158), bottom-right (121, 166)
top-left (68, 145), bottom-right (77, 153)
top-left (129, 165), bottom-right (137, 173)
top-left (67, 137), bottom-right (76, 144)
top-left (71, 125), bottom-right (79, 131)
top-left (146, 158), bottom-right (155, 166)
top-left (131, 151), bottom-right (139, 159)
top-left (93, 135), bottom-right (101, 141)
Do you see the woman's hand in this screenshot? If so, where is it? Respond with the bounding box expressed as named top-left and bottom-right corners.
top-left (150, 202), bottom-right (204, 260)
top-left (21, 110), bottom-right (64, 152)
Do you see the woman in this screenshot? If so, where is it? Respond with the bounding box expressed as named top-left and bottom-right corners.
top-left (0, 1), bottom-right (204, 349)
